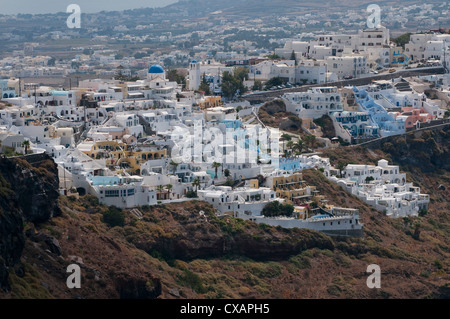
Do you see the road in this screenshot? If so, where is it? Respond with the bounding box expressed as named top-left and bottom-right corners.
top-left (242, 66), bottom-right (446, 103)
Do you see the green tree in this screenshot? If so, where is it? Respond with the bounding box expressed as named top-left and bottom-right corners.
top-left (280, 133), bottom-right (291, 153)
top-left (198, 74), bottom-right (212, 95)
top-left (264, 76), bottom-right (284, 89)
top-left (290, 50), bottom-right (297, 65)
top-left (186, 190), bottom-right (197, 198)
top-left (303, 135), bottom-right (317, 150)
top-left (337, 161), bottom-right (346, 178)
top-left (393, 33), bottom-right (412, 49)
top-left (170, 160), bottom-right (179, 175)
top-left (103, 206), bottom-right (125, 227)
top-left (192, 178), bottom-right (201, 194)
top-left (165, 184), bottom-right (173, 199)
top-left (262, 201), bottom-right (294, 217)
top-left (252, 80), bottom-right (263, 91)
top-left (234, 67), bottom-right (249, 82)
top-left (365, 176), bottom-right (374, 183)
top-left (224, 177), bottom-right (235, 187)
top-left (156, 184), bottom-right (165, 197)
top-left (167, 69), bottom-right (186, 86)
top-left (286, 140), bottom-right (294, 155)
top-left (221, 68), bottom-right (248, 100)
top-left (212, 162), bottom-right (221, 179)
top-left (266, 53), bottom-right (281, 60)
top-left (22, 140), bottom-right (30, 155)
top-left (224, 169), bottom-right (231, 177)
top-left (134, 52), bottom-right (147, 59)
top-left (71, 61), bottom-right (81, 69)
top-left (292, 140), bottom-right (304, 154)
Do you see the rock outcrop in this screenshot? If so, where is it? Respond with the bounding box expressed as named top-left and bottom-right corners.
top-left (129, 204), bottom-right (335, 262)
top-left (0, 154), bottom-right (61, 291)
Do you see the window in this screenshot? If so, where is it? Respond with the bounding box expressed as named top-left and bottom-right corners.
top-left (127, 189), bottom-right (134, 196)
top-left (105, 190), bottom-right (119, 197)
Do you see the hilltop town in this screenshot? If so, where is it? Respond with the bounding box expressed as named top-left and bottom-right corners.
top-left (0, 0), bottom-right (449, 302)
top-left (1, 18), bottom-right (449, 236)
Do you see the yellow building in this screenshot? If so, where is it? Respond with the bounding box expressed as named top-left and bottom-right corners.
top-left (198, 96), bottom-right (222, 109)
top-left (80, 140), bottom-right (166, 174)
top-left (248, 179), bottom-right (259, 189)
top-left (294, 206), bottom-right (308, 220)
top-left (268, 173), bottom-right (317, 205)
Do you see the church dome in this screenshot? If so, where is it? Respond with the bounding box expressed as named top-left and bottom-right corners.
top-left (148, 65), bottom-right (164, 73)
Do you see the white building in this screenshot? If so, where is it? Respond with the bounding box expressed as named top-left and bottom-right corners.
top-left (326, 159), bottom-right (430, 217)
top-left (296, 60), bottom-right (327, 84)
top-left (355, 27), bottom-right (390, 50)
top-left (283, 87), bottom-right (343, 119)
top-left (188, 60), bottom-right (201, 91)
top-left (326, 55), bottom-right (368, 80)
top-left (405, 33), bottom-right (450, 62)
top-left (88, 174), bottom-right (158, 208)
top-left (197, 185), bottom-right (276, 216)
top-left (275, 40), bottom-right (309, 59)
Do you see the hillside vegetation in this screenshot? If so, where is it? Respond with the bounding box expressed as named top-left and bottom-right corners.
top-left (0, 128), bottom-right (448, 299)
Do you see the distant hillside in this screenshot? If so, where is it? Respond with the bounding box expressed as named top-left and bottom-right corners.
top-left (170, 0), bottom-right (445, 17)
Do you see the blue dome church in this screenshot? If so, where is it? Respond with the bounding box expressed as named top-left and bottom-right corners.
top-left (147, 64), bottom-right (166, 80)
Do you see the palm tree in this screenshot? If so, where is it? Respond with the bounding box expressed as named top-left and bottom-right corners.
top-left (165, 184), bottom-right (173, 199)
top-left (156, 184), bottom-right (164, 199)
top-left (337, 162), bottom-right (346, 178)
top-left (169, 160), bottom-right (179, 175)
top-left (286, 140), bottom-right (294, 156)
top-left (280, 133), bottom-right (291, 154)
top-left (212, 162), bottom-right (221, 179)
top-left (292, 140), bottom-right (304, 155)
top-left (192, 178), bottom-right (201, 194)
top-left (22, 140), bottom-right (30, 155)
top-left (303, 135), bottom-right (316, 151)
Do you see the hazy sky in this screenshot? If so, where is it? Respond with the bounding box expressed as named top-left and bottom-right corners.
top-left (1, 0), bottom-right (178, 15)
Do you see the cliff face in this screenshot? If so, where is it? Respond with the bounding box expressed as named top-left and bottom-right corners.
top-left (0, 134), bottom-right (448, 299)
top-left (129, 203), bottom-right (334, 262)
top-left (0, 154), bottom-right (61, 291)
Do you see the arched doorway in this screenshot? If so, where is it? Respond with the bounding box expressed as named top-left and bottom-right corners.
top-left (76, 187), bottom-right (86, 196)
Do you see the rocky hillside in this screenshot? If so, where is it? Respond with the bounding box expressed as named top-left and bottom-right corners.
top-left (258, 99), bottom-right (305, 136)
top-left (0, 129), bottom-right (448, 299)
top-left (0, 155), bottom-right (60, 292)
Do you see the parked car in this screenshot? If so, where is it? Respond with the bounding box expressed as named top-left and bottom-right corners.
top-left (343, 75), bottom-right (353, 80)
top-left (389, 69), bottom-right (396, 73)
